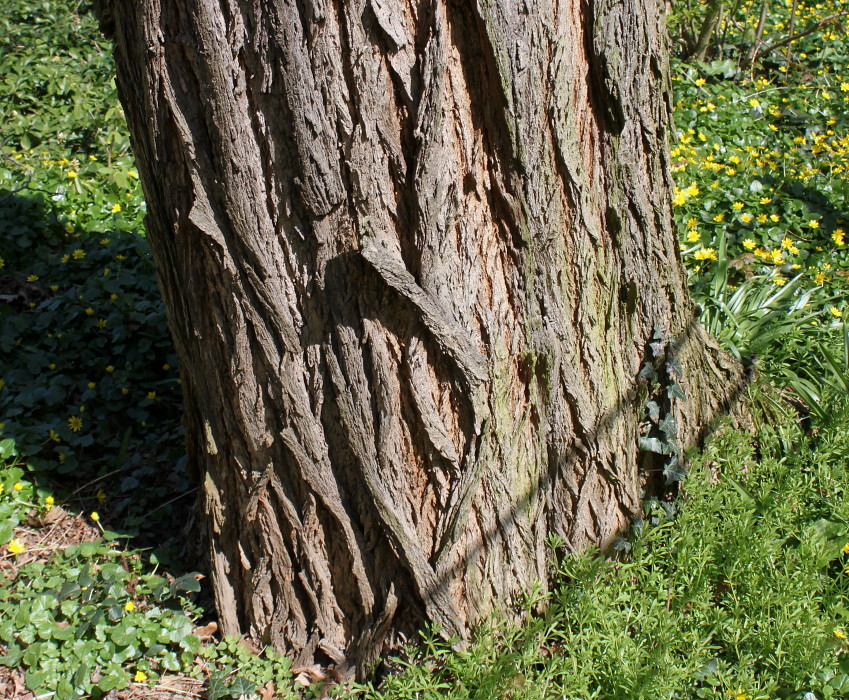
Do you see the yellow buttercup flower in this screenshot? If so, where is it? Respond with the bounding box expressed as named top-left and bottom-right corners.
top-left (693, 248), bottom-right (718, 261)
top-left (68, 415), bottom-right (83, 432)
top-left (7, 540), bottom-right (24, 555)
top-left (124, 600), bottom-right (135, 612)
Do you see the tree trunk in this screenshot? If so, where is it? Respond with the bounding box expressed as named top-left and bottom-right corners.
top-left (96, 0), bottom-right (746, 676)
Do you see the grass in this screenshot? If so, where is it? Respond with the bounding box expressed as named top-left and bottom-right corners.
top-left (2, 0), bottom-right (849, 698)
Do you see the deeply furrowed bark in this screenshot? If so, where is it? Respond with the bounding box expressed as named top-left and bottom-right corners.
top-left (96, 0), bottom-right (746, 676)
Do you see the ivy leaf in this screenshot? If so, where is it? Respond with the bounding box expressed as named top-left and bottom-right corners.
top-left (664, 457), bottom-right (687, 484)
top-left (612, 536), bottom-right (631, 553)
top-left (650, 340), bottom-right (666, 358)
top-left (659, 415), bottom-right (678, 439)
top-left (639, 436), bottom-right (666, 454)
top-left (638, 364), bottom-right (658, 384)
top-left (667, 382), bottom-right (686, 401)
top-left (645, 400), bottom-right (660, 423)
top-left (666, 357), bottom-right (683, 378)
top-left (228, 676), bottom-right (258, 698)
top-left (207, 671), bottom-right (230, 700)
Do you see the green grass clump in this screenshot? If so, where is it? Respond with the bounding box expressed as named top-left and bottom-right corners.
top-left (356, 418), bottom-right (849, 699)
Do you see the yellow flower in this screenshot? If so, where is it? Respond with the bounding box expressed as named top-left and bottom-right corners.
top-left (49, 285), bottom-right (58, 292)
top-left (134, 671), bottom-right (148, 683)
top-left (781, 237), bottom-right (794, 249)
top-left (831, 307), bottom-right (843, 318)
top-left (743, 239), bottom-right (756, 250)
top-left (7, 540), bottom-right (24, 555)
top-left (147, 391), bottom-right (157, 400)
top-left (87, 382), bottom-right (96, 389)
top-left (162, 364), bottom-right (170, 371)
top-left (809, 220), bottom-right (821, 229)
top-left (770, 250), bottom-right (784, 264)
top-left (835, 628), bottom-right (847, 640)
top-left (833, 229), bottom-right (845, 246)
top-left (695, 78), bottom-right (706, 86)
top-left (121, 387), bottom-right (129, 395)
top-left (84, 308), bottom-right (94, 316)
top-left (843, 542), bottom-right (849, 554)
top-left (732, 202), bottom-right (745, 210)
top-left (128, 171), bottom-right (138, 178)
top-left (772, 277), bottom-right (787, 286)
top-left (72, 249), bottom-right (85, 259)
top-left (26, 274), bottom-right (38, 283)
top-left (68, 415), bottom-right (83, 432)
top-left (13, 482), bottom-right (23, 492)
top-left (49, 429), bottom-right (60, 443)
top-left (97, 319), bottom-right (107, 329)
top-left (45, 496), bottom-right (54, 507)
top-left (110, 203), bottom-right (121, 213)
top-left (90, 511), bottom-right (100, 522)
top-left (693, 248), bottom-right (718, 261)
top-left (841, 82), bottom-right (849, 92)
top-left (96, 489), bottom-right (107, 503)
top-left (736, 694), bottom-right (751, 700)
top-left (60, 254), bottom-right (70, 264)
top-left (66, 170), bottom-right (78, 178)
top-left (770, 214), bottom-right (780, 222)
top-left (756, 214), bottom-right (767, 223)
top-left (124, 600), bottom-right (135, 612)
top-left (686, 230), bottom-right (701, 242)
top-left (759, 196), bottom-right (772, 204)
top-left (740, 214), bottom-right (753, 223)
top-left (713, 213), bottom-right (725, 222)
top-left (106, 365), bottom-right (115, 373)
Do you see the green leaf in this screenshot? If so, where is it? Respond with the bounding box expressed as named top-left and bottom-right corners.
top-left (207, 671), bottom-right (230, 700)
top-left (228, 675), bottom-right (258, 698)
top-left (664, 457), bottom-right (687, 484)
top-left (667, 382), bottom-right (686, 401)
top-left (0, 439), bottom-right (17, 459)
top-left (173, 573), bottom-right (201, 593)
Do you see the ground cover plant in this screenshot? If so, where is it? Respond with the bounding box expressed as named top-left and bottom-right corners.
top-left (2, 0), bottom-right (849, 698)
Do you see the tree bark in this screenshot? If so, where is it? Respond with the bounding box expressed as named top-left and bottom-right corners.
top-left (96, 0), bottom-right (746, 676)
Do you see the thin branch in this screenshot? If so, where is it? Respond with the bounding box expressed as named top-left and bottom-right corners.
top-left (752, 10), bottom-right (849, 63)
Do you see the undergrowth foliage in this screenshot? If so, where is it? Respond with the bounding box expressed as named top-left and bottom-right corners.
top-left (1, 0), bottom-right (849, 698)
